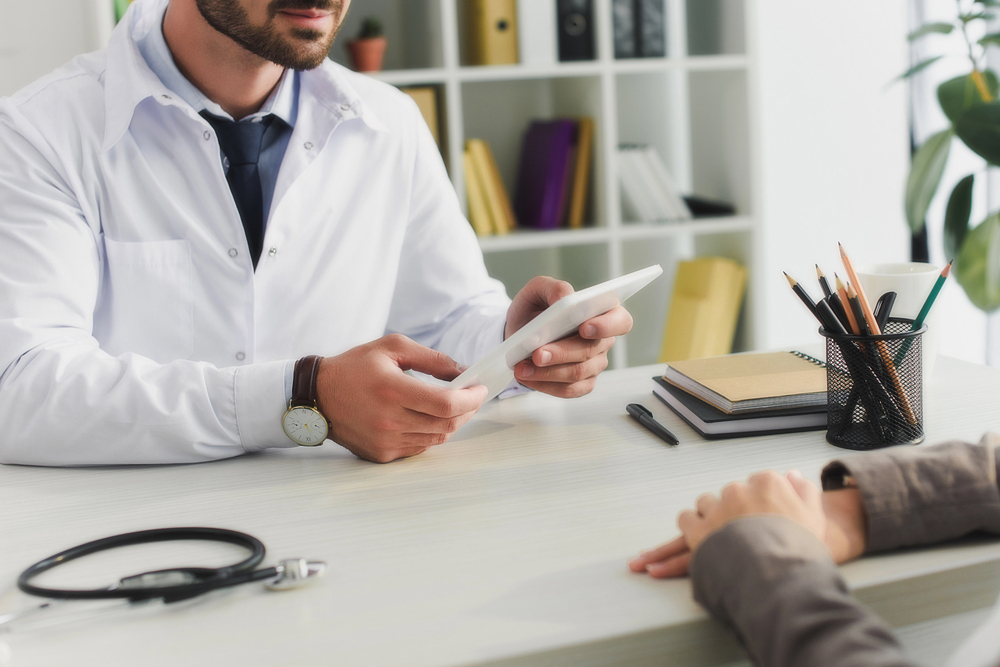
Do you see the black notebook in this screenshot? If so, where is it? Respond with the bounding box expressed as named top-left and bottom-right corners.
top-left (653, 377), bottom-right (827, 440)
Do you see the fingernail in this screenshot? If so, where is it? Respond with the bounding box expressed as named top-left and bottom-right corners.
top-left (520, 364), bottom-right (534, 378)
top-left (583, 324), bottom-right (597, 337)
top-left (538, 350), bottom-right (552, 365)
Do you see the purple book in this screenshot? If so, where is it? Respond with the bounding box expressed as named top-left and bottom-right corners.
top-left (515, 120), bottom-right (578, 229)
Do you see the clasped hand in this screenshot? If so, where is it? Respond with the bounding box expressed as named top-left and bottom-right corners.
top-left (316, 276), bottom-right (633, 463)
top-left (628, 470), bottom-right (868, 578)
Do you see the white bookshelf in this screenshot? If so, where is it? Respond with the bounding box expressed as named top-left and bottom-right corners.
top-left (330, 0), bottom-right (759, 369)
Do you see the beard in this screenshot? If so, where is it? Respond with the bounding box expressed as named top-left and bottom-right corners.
top-left (195, 0), bottom-right (344, 70)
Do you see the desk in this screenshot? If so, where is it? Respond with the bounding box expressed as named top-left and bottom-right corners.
top-left (2, 357), bottom-right (1000, 666)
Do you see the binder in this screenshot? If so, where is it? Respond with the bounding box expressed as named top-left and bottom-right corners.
top-left (659, 257), bottom-right (747, 362)
top-left (463, 150), bottom-right (494, 236)
top-left (636, 0), bottom-right (666, 57)
top-left (466, 139), bottom-right (516, 234)
top-left (612, 0), bottom-right (637, 59)
top-left (400, 87), bottom-right (441, 149)
top-left (557, 0), bottom-right (595, 61)
top-left (566, 118), bottom-right (594, 228)
top-left (514, 120), bottom-right (577, 229)
top-left (467, 0), bottom-right (519, 66)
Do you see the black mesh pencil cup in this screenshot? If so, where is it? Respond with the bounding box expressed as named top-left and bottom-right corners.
top-left (821, 318), bottom-right (926, 450)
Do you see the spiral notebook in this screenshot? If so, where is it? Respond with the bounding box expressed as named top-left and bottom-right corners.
top-left (662, 351), bottom-right (827, 415)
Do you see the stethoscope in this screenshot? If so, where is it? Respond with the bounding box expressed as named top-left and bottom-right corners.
top-left (0, 527), bottom-right (325, 632)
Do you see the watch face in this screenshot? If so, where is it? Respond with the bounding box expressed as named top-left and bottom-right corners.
top-left (282, 407), bottom-right (329, 446)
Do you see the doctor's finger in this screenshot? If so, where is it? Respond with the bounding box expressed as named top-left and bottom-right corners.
top-left (533, 334), bottom-right (614, 367)
top-left (578, 306), bottom-right (633, 339)
top-left (399, 405), bottom-right (480, 435)
top-left (629, 535), bottom-right (689, 571)
top-left (393, 377), bottom-right (488, 418)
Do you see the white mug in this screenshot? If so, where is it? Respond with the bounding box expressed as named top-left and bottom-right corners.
top-left (856, 262), bottom-right (941, 379)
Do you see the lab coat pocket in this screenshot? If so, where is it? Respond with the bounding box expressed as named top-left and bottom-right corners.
top-left (101, 238), bottom-right (195, 362)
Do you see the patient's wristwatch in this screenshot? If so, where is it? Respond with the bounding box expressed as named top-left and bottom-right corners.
top-left (282, 355), bottom-right (330, 446)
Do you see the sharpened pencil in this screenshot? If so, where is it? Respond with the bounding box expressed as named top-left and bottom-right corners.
top-left (835, 274), bottom-right (861, 335)
top-left (815, 265), bottom-right (833, 299)
top-left (784, 272), bottom-right (819, 319)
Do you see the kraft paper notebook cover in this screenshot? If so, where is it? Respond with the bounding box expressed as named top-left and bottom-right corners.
top-left (467, 139), bottom-right (516, 233)
top-left (663, 351), bottom-right (827, 414)
top-left (652, 377), bottom-right (826, 439)
top-left (463, 150), bottom-right (493, 236)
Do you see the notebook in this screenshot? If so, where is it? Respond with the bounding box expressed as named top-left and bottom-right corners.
top-left (663, 351), bottom-right (827, 414)
top-left (652, 377), bottom-right (827, 439)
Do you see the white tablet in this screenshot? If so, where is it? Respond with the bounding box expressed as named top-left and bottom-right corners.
top-left (450, 264), bottom-right (663, 400)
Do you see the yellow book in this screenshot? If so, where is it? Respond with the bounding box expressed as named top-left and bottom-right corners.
top-left (466, 139), bottom-right (515, 234)
top-left (659, 257), bottom-right (747, 362)
top-left (466, 0), bottom-right (519, 66)
top-left (566, 118), bottom-right (594, 229)
top-left (400, 87), bottom-right (441, 149)
top-left (463, 150), bottom-right (493, 236)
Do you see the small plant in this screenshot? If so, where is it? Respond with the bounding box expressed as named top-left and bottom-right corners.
top-left (903, 0), bottom-right (1000, 312)
top-left (356, 17), bottom-right (384, 40)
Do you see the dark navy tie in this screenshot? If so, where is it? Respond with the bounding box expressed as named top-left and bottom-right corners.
top-left (201, 111), bottom-right (274, 268)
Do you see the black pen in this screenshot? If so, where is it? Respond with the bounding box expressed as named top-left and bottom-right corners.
top-left (627, 403), bottom-right (679, 446)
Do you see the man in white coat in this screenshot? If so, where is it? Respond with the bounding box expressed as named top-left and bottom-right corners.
top-left (0, 0), bottom-right (631, 466)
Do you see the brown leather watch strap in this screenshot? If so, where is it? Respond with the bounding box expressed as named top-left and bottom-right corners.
top-left (291, 355), bottom-right (323, 408)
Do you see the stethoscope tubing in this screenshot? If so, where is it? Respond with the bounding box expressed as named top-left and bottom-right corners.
top-left (18, 527), bottom-right (271, 603)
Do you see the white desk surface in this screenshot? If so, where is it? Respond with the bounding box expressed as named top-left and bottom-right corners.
top-left (2, 357), bottom-right (1000, 667)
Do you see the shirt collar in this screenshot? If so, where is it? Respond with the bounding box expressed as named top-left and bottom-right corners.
top-left (102, 0), bottom-right (386, 153)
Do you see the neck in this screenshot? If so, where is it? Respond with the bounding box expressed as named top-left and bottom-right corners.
top-left (163, 0), bottom-right (283, 119)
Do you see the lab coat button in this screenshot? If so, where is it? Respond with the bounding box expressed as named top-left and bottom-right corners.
top-left (228, 248), bottom-right (238, 258)
top-left (236, 352), bottom-right (246, 361)
top-left (203, 131), bottom-right (211, 141)
top-left (304, 142), bottom-right (314, 150)
top-left (269, 247), bottom-right (278, 257)
top-left (162, 94), bottom-right (172, 100)
top-left (340, 104), bottom-right (351, 111)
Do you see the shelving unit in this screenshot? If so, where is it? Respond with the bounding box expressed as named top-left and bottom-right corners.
top-left (333, 0), bottom-right (756, 369)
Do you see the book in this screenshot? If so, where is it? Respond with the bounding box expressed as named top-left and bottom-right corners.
top-left (659, 257), bottom-right (746, 362)
top-left (400, 87), bottom-right (441, 149)
top-left (463, 150), bottom-right (494, 236)
top-left (516, 0), bottom-right (558, 65)
top-left (663, 351), bottom-right (828, 414)
top-left (612, 0), bottom-right (666, 59)
top-left (466, 0), bottom-right (519, 66)
top-left (617, 149), bottom-right (660, 222)
top-left (565, 117), bottom-right (594, 228)
top-left (557, 0), bottom-right (596, 61)
top-left (466, 139), bottom-right (515, 234)
top-left (652, 377), bottom-right (827, 439)
top-left (618, 145), bottom-right (691, 222)
top-left (639, 146), bottom-right (692, 219)
top-left (514, 120), bottom-right (577, 229)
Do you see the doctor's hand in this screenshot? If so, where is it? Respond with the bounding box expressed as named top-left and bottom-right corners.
top-left (506, 276), bottom-right (633, 398)
top-left (316, 335), bottom-right (488, 463)
top-left (628, 471), bottom-right (867, 579)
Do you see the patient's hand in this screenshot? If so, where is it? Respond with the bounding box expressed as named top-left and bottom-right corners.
top-left (628, 471), bottom-right (867, 578)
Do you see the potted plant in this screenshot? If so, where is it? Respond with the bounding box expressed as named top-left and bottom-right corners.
top-left (347, 17), bottom-right (388, 73)
top-left (903, 0), bottom-right (1000, 312)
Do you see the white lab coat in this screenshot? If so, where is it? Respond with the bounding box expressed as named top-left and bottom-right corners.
top-left (0, 0), bottom-right (510, 466)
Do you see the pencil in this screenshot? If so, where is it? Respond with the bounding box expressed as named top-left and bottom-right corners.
top-left (846, 283), bottom-right (872, 336)
top-left (839, 243), bottom-right (881, 335)
top-left (839, 244), bottom-right (917, 424)
top-left (815, 264), bottom-right (833, 298)
top-left (835, 274), bottom-right (861, 335)
top-left (828, 291), bottom-right (853, 332)
top-left (912, 261), bottom-right (952, 330)
top-left (784, 272), bottom-right (819, 319)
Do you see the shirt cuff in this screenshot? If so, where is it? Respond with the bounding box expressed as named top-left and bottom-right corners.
top-left (821, 433), bottom-right (1000, 553)
top-left (234, 359), bottom-right (297, 452)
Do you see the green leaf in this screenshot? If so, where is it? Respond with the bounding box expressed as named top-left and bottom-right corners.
top-left (895, 56), bottom-right (944, 82)
top-left (960, 12), bottom-right (994, 22)
top-left (905, 129), bottom-right (954, 234)
top-left (954, 103), bottom-right (1000, 164)
top-left (908, 22), bottom-right (955, 40)
top-left (944, 175), bottom-right (974, 260)
top-left (955, 213), bottom-right (1000, 312)
top-left (976, 0), bottom-right (1000, 6)
top-left (980, 32), bottom-right (1000, 47)
top-left (938, 71), bottom-right (999, 122)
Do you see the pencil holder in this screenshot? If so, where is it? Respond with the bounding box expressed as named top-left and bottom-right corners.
top-left (821, 318), bottom-right (926, 450)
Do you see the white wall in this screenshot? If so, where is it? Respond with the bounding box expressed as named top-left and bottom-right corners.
top-left (748, 0), bottom-right (912, 350)
top-left (0, 0), bottom-right (112, 97)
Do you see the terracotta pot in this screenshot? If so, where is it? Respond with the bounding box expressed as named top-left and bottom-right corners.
top-left (347, 37), bottom-right (388, 72)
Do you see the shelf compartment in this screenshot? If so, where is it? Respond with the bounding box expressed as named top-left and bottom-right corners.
top-left (618, 215), bottom-right (753, 239)
top-left (329, 0), bottom-right (444, 71)
top-left (479, 227), bottom-right (610, 253)
top-left (686, 0), bottom-right (746, 56)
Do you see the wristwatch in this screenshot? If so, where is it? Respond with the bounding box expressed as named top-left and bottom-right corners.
top-left (282, 355), bottom-right (330, 446)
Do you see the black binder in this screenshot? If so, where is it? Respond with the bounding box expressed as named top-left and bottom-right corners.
top-left (612, 0), bottom-right (666, 59)
top-left (557, 0), bottom-right (596, 61)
